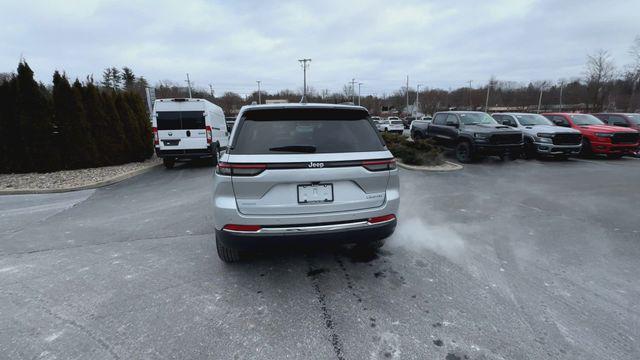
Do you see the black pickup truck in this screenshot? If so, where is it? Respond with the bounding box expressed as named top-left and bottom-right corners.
top-left (411, 111), bottom-right (524, 163)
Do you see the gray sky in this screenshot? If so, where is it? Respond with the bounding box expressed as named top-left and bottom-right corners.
top-left (2, 0), bottom-right (638, 96)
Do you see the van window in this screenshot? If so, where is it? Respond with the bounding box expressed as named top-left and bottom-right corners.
top-left (231, 109), bottom-right (385, 154)
top-left (181, 111), bottom-right (206, 129)
top-left (156, 111), bottom-right (205, 130)
top-left (156, 112), bottom-right (181, 130)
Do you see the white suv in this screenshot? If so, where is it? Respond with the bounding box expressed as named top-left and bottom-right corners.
top-left (212, 104), bottom-right (400, 262)
top-left (378, 118), bottom-right (405, 133)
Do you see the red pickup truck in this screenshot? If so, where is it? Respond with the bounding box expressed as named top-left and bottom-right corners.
top-left (543, 113), bottom-right (639, 158)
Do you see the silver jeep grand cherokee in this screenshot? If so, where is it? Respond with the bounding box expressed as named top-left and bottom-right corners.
top-left (212, 103), bottom-right (399, 262)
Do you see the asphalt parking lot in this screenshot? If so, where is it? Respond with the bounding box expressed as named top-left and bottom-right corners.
top-left (1, 156), bottom-right (639, 360)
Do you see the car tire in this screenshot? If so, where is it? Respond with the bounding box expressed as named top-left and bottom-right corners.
top-left (216, 237), bottom-right (241, 263)
top-left (163, 157), bottom-right (175, 169)
top-left (455, 141), bottom-right (474, 163)
top-left (580, 138), bottom-right (592, 157)
top-left (521, 141), bottom-right (537, 159)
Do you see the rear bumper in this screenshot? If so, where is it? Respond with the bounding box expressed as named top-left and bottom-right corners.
top-left (534, 142), bottom-right (581, 155)
top-left (216, 218), bottom-right (396, 250)
top-left (155, 145), bottom-right (214, 159)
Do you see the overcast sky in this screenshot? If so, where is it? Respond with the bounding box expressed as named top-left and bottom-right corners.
top-left (2, 0), bottom-right (639, 96)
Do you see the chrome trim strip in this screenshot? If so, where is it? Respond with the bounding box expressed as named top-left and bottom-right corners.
top-left (222, 218), bottom-right (395, 234)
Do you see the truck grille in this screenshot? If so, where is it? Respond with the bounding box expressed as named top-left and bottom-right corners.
top-left (553, 133), bottom-right (582, 145)
top-left (489, 133), bottom-right (522, 145)
top-left (611, 132), bottom-right (639, 144)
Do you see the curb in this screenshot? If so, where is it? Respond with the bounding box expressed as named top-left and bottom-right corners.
top-left (0, 163), bottom-right (161, 195)
top-left (396, 159), bottom-right (463, 172)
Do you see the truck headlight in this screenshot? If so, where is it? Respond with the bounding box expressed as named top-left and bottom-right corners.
top-left (536, 133), bottom-right (553, 143)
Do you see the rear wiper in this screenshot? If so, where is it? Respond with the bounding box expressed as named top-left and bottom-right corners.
top-left (268, 145), bottom-right (317, 153)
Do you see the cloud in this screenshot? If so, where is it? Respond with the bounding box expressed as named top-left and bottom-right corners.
top-left (1, 0), bottom-right (638, 96)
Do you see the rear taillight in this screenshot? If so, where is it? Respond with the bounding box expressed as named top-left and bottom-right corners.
top-left (216, 162), bottom-right (266, 176)
top-left (223, 224), bottom-right (262, 232)
top-left (362, 158), bottom-right (396, 171)
top-left (368, 214), bottom-right (396, 224)
top-left (152, 127), bottom-right (159, 145)
top-left (205, 126), bottom-right (212, 144)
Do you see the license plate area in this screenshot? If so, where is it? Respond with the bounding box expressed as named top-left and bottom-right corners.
top-left (297, 184), bottom-right (333, 204)
top-left (163, 139), bottom-right (180, 146)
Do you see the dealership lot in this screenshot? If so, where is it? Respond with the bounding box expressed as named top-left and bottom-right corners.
top-left (1, 157), bottom-right (639, 360)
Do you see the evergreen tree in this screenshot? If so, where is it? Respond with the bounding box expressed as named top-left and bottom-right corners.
top-left (101, 89), bottom-right (128, 164)
top-left (110, 67), bottom-right (122, 90)
top-left (122, 67), bottom-right (135, 91)
top-left (52, 71), bottom-right (98, 169)
top-left (125, 92), bottom-right (153, 160)
top-left (15, 61), bottom-right (60, 172)
top-left (81, 81), bottom-right (114, 166)
top-left (114, 92), bottom-right (141, 161)
top-left (0, 76), bottom-right (17, 172)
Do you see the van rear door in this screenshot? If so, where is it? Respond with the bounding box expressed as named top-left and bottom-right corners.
top-left (157, 111), bottom-right (207, 150)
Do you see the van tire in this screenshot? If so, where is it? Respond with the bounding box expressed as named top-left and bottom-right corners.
top-left (163, 158), bottom-right (175, 169)
top-left (211, 144), bottom-right (219, 166)
top-left (216, 238), bottom-right (241, 263)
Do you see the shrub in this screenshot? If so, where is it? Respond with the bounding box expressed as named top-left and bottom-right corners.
top-left (381, 132), bottom-right (442, 166)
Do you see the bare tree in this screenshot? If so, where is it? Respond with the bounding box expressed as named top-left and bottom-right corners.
top-left (585, 49), bottom-right (616, 111)
top-left (628, 36), bottom-right (640, 111)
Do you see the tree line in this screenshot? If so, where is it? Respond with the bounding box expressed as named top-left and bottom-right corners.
top-left (152, 38), bottom-right (640, 116)
top-left (0, 61), bottom-right (153, 174)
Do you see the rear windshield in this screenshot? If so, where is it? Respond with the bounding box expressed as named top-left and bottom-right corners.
top-left (156, 111), bottom-right (205, 130)
top-left (391, 120), bottom-right (403, 125)
top-left (231, 108), bottom-right (385, 154)
top-left (625, 114), bottom-right (640, 124)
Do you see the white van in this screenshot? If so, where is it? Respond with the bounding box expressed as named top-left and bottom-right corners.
top-left (152, 98), bottom-right (229, 168)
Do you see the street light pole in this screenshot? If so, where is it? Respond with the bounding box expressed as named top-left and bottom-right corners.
top-left (256, 80), bottom-right (261, 104)
top-left (350, 78), bottom-right (357, 104)
top-left (185, 73), bottom-right (192, 98)
top-left (406, 75), bottom-right (409, 114)
top-left (208, 84), bottom-right (214, 98)
top-left (298, 58), bottom-right (311, 102)
top-left (468, 80), bottom-right (473, 109)
top-left (358, 82), bottom-right (362, 106)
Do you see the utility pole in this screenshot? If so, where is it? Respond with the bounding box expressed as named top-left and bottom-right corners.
top-left (416, 84), bottom-right (422, 117)
top-left (537, 83), bottom-right (546, 113)
top-left (358, 82), bottom-right (362, 106)
top-left (467, 80), bottom-right (473, 109)
top-left (485, 81), bottom-right (492, 112)
top-left (406, 75), bottom-right (409, 114)
top-left (349, 78), bottom-right (357, 104)
top-left (298, 58), bottom-right (311, 102)
top-left (185, 73), bottom-right (192, 98)
top-left (256, 80), bottom-right (261, 104)
top-left (559, 81), bottom-right (564, 111)
top-left (209, 84), bottom-right (214, 98)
